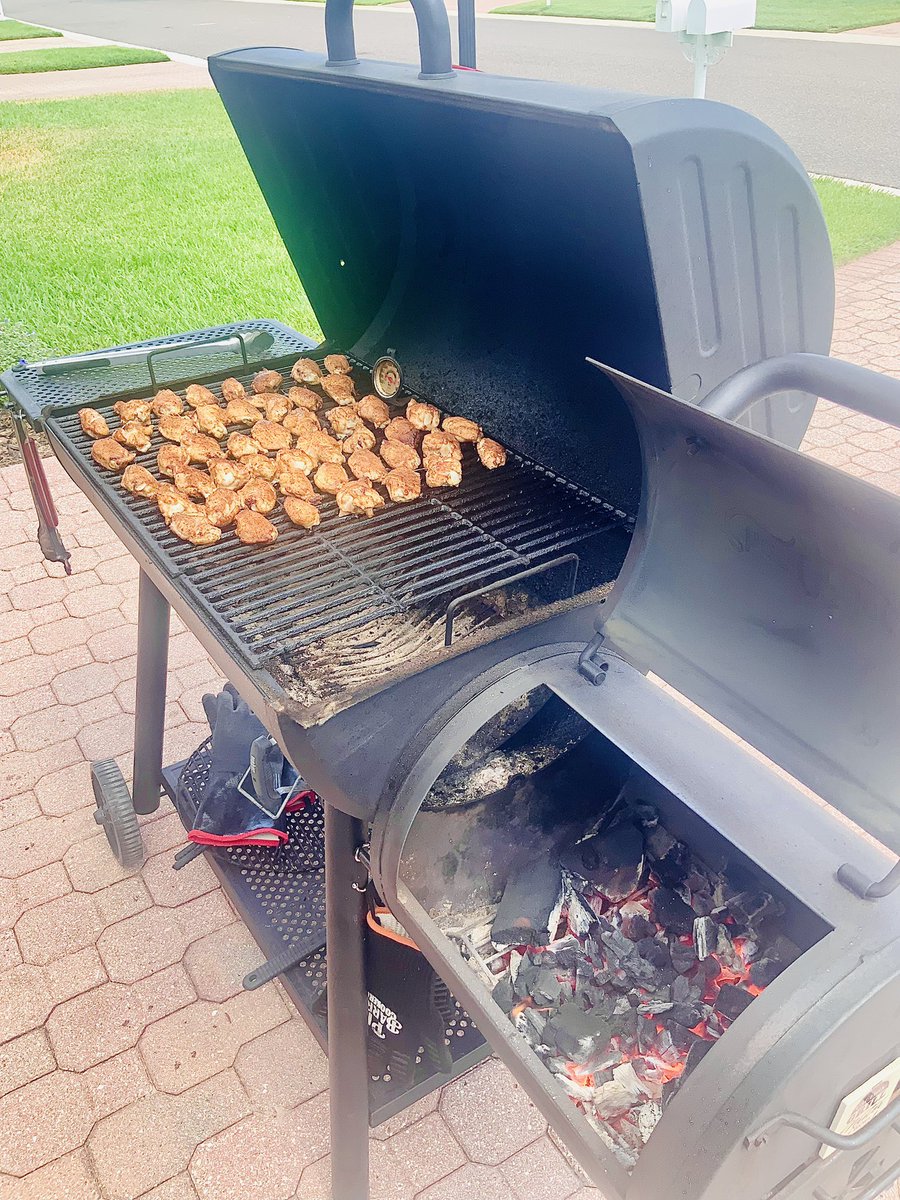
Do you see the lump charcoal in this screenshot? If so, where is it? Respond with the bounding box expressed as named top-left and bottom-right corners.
top-left (670, 938), bottom-right (698, 974)
top-left (622, 913), bottom-right (656, 943)
top-left (546, 935), bottom-right (581, 972)
top-left (545, 1001), bottom-right (614, 1060)
top-left (566, 885), bottom-right (597, 939)
top-left (716, 983), bottom-right (755, 1021)
top-left (600, 925), bottom-right (634, 964)
top-left (562, 822), bottom-right (646, 901)
top-left (532, 966), bottom-right (571, 1007)
top-left (492, 975), bottom-right (516, 1014)
top-left (645, 826), bottom-right (692, 887)
top-left (523, 1005), bottom-right (549, 1042)
top-left (683, 1037), bottom-right (713, 1079)
top-left (637, 997), bottom-right (674, 1015)
top-left (492, 858), bottom-right (563, 947)
top-left (636, 937), bottom-right (673, 973)
top-left (715, 923), bottom-right (741, 970)
top-left (672, 974), bottom-right (701, 1006)
top-left (652, 887), bottom-right (695, 936)
top-left (693, 916), bottom-right (717, 959)
top-left (669, 1000), bottom-right (710, 1029)
top-left (690, 891), bottom-right (714, 917)
top-left (637, 1101), bottom-right (663, 1143)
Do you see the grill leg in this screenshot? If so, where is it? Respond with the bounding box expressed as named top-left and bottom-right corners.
top-left (325, 804), bottom-right (370, 1200)
top-left (132, 570), bottom-right (170, 816)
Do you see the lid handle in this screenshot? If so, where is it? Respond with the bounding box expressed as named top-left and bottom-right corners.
top-left (325, 0), bottom-right (455, 79)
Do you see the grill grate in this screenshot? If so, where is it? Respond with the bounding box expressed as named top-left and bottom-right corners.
top-left (46, 356), bottom-right (631, 671)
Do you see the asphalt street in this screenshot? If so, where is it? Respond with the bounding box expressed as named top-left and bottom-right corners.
top-left (5, 0), bottom-right (900, 185)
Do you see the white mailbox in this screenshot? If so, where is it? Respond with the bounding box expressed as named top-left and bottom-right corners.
top-left (655, 0), bottom-right (691, 32)
top-left (685, 0), bottom-right (757, 34)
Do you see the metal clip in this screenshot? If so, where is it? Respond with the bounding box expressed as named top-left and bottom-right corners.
top-left (578, 632), bottom-right (609, 685)
top-left (351, 842), bottom-right (372, 892)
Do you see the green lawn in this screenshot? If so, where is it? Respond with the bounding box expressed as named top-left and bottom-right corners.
top-left (490, 0), bottom-right (900, 31)
top-left (0, 90), bottom-right (897, 371)
top-left (0, 18), bottom-right (62, 40)
top-left (0, 45), bottom-right (169, 75)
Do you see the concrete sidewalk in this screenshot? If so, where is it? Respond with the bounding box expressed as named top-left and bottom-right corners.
top-left (0, 58), bottom-right (211, 101)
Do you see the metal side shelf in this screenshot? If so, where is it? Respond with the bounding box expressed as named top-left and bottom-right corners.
top-left (160, 749), bottom-right (489, 1126)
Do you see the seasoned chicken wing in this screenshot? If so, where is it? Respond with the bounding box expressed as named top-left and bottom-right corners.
top-left (476, 437), bottom-right (507, 469)
top-left (238, 479), bottom-right (277, 514)
top-left (422, 430), bottom-right (462, 462)
top-left (283, 497), bottom-right (321, 529)
top-left (251, 420), bottom-right (292, 452)
top-left (384, 417), bottom-right (418, 448)
top-left (406, 400), bottom-right (440, 432)
top-left (298, 430), bottom-right (344, 465)
top-left (80, 408), bottom-right (110, 439)
top-left (324, 353), bottom-right (351, 375)
top-left (383, 467), bottom-right (421, 503)
top-left (208, 457), bottom-right (250, 490)
top-left (220, 377), bottom-right (247, 404)
top-left (425, 459), bottom-right (462, 488)
top-left (156, 484), bottom-right (198, 525)
top-left (170, 511), bottom-right (222, 546)
top-left (157, 444), bottom-right (190, 479)
top-left (279, 468), bottom-right (318, 500)
top-left (358, 394), bottom-right (390, 429)
top-left (224, 397), bottom-right (260, 428)
top-left (226, 432), bottom-right (261, 460)
top-left (322, 373), bottom-right (356, 405)
top-left (347, 448), bottom-right (387, 483)
top-left (235, 509), bottom-right (278, 545)
top-left (151, 389), bottom-right (184, 418)
top-left (380, 440), bottom-right (420, 471)
top-left (158, 413), bottom-right (197, 443)
top-left (443, 415), bottom-right (481, 443)
top-left (242, 454), bottom-right (277, 482)
top-left (342, 425), bottom-right (377, 455)
top-left (194, 405), bottom-right (228, 440)
top-left (121, 464), bottom-right (159, 499)
top-left (284, 409), bottom-right (321, 436)
top-left (113, 398), bottom-right (151, 424)
top-left (314, 462), bottom-right (349, 495)
top-left (114, 422), bottom-right (153, 453)
top-left (291, 357), bottom-right (323, 384)
top-left (336, 480), bottom-right (384, 518)
top-left (275, 448), bottom-right (315, 477)
top-left (263, 393), bottom-right (291, 424)
top-left (205, 487), bottom-right (243, 529)
top-left (288, 387), bottom-right (322, 412)
top-left (181, 431), bottom-right (221, 465)
top-left (174, 468), bottom-right (216, 501)
top-left (325, 405), bottom-right (360, 438)
top-left (252, 369), bottom-right (283, 394)
top-left (185, 384), bottom-right (218, 409)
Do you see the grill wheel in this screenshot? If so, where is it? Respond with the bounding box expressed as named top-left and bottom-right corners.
top-left (91, 759), bottom-right (145, 869)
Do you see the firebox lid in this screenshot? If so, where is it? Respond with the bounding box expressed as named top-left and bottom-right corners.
top-left (592, 362), bottom-right (900, 856)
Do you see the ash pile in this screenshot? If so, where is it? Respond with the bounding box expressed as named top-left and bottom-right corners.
top-left (478, 798), bottom-right (800, 1166)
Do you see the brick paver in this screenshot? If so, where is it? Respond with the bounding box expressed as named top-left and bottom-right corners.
top-left (0, 241), bottom-right (897, 1198)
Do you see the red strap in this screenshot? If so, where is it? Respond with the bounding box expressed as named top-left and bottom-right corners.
top-left (188, 828), bottom-right (288, 847)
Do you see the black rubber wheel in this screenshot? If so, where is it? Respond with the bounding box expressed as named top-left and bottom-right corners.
top-left (91, 759), bottom-right (145, 870)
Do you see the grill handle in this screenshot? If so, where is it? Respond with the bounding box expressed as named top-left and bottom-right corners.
top-left (700, 352), bottom-right (900, 431)
top-left (325, 0), bottom-right (455, 79)
top-left (746, 1088), bottom-right (900, 1152)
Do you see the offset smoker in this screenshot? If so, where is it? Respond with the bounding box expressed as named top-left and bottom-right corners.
top-left (5, 2), bottom-right (900, 1197)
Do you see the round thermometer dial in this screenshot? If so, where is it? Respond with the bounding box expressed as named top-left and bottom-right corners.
top-left (372, 356), bottom-right (402, 401)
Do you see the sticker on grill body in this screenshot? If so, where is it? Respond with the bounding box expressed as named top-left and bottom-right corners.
top-left (820, 1055), bottom-right (900, 1158)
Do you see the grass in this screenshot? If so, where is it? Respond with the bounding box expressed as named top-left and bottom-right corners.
top-left (0, 18), bottom-right (61, 40)
top-left (0, 45), bottom-right (169, 75)
top-left (815, 178), bottom-right (900, 265)
top-left (489, 0), bottom-right (900, 32)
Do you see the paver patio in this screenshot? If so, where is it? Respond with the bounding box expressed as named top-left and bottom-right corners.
top-left (0, 239), bottom-right (898, 1200)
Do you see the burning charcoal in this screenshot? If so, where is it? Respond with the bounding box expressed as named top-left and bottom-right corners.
top-left (690, 892), bottom-right (714, 917)
top-left (545, 1001), bottom-right (614, 1060)
top-left (523, 1006), bottom-right (548, 1042)
top-left (748, 958), bottom-right (781, 988)
top-left (492, 975), bottom-right (516, 1014)
top-left (652, 887), bottom-right (695, 936)
top-left (636, 937), bottom-right (673, 973)
top-left (546, 936), bottom-right (581, 972)
top-left (682, 1037), bottom-right (713, 1080)
top-left (693, 915), bottom-right (717, 959)
top-left (726, 890), bottom-right (784, 932)
top-left (637, 997), bottom-right (674, 1015)
top-left (562, 822), bottom-right (645, 901)
top-left (532, 967), bottom-right (571, 1007)
top-left (492, 858), bottom-right (563, 948)
top-left (716, 983), bottom-right (755, 1021)
top-left (715, 923), bottom-right (741, 970)
top-left (622, 913), bottom-right (656, 942)
top-left (672, 974), bottom-right (697, 1005)
top-left (645, 826), bottom-right (691, 887)
top-left (670, 938), bottom-right (698, 975)
top-left (636, 1101), bottom-right (663, 1143)
top-left (669, 999), bottom-right (710, 1029)
top-left (566, 885), bottom-right (596, 939)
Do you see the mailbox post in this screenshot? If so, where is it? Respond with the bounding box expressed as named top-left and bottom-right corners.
top-left (656, 0), bottom-right (757, 97)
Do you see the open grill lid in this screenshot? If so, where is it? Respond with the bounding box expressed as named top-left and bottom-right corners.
top-left (209, 21), bottom-right (832, 513)
top-left (593, 359), bottom-right (900, 858)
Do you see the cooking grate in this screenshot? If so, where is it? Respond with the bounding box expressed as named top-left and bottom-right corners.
top-left (46, 359), bottom-right (631, 670)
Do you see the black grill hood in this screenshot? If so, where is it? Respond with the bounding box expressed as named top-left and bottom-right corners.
top-left (209, 47), bottom-right (833, 512)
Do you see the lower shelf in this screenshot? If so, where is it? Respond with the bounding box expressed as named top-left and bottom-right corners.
top-left (161, 748), bottom-right (489, 1125)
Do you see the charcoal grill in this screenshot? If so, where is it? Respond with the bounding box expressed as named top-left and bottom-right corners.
top-left (6, 2), bottom-right (900, 1196)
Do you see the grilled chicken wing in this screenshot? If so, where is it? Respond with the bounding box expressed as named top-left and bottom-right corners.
top-left (325, 405), bottom-right (360, 438)
top-left (121, 464), bottom-right (159, 499)
top-left (181, 431), bottom-right (221, 465)
top-left (263, 393), bottom-right (291, 424)
top-left (324, 354), bottom-right (351, 375)
top-left (406, 400), bottom-right (441, 432)
top-left (158, 413), bottom-right (197, 444)
top-left (336, 480), bottom-right (384, 518)
top-left (194, 405), bottom-right (228, 439)
top-left (384, 417), bottom-right (418, 448)
top-left (151, 389), bottom-right (184, 418)
top-left (170, 511), bottom-right (222, 546)
top-left (156, 484), bottom-right (198, 525)
top-left (226, 432), bottom-right (261, 459)
top-left (238, 479), bottom-right (277, 514)
top-left (476, 437), bottom-right (507, 469)
top-left (314, 462), bottom-right (349, 495)
top-left (321, 373), bottom-right (356, 404)
top-left (347, 448), bottom-right (387, 483)
top-left (235, 509), bottom-right (278, 545)
top-left (358, 394), bottom-right (390, 429)
top-left (380, 440), bottom-right (420, 471)
top-left (443, 415), bottom-right (481, 443)
top-left (284, 410), bottom-right (322, 436)
top-left (291, 357), bottom-right (323, 384)
top-left (251, 420), bottom-right (292, 452)
top-left (298, 430), bottom-right (344, 465)
top-left (342, 425), bottom-right (377, 455)
top-left (157, 444), bottom-right (190, 479)
top-left (242, 454), bottom-right (277, 482)
top-left (279, 468), bottom-right (318, 500)
top-left (224, 397), bottom-right (260, 427)
top-left (80, 408), bottom-right (110, 439)
top-left (383, 467), bottom-right (421, 503)
top-left (283, 497), bottom-right (321, 529)
top-left (205, 487), bottom-right (243, 529)
top-left (252, 369), bottom-right (283, 394)
top-left (114, 422), bottom-right (153, 453)
top-left (425, 458), bottom-right (463, 488)
top-left (208, 457), bottom-right (250, 490)
top-left (185, 384), bottom-right (218, 409)
top-left (174, 468), bottom-right (216, 501)
top-left (276, 448), bottom-right (315, 477)
top-left (113, 398), bottom-right (151, 424)
top-left (422, 430), bottom-right (462, 462)
top-left (220, 377), bottom-right (247, 404)
top-left (288, 386), bottom-right (322, 412)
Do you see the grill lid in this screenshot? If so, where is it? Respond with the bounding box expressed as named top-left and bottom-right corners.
top-left (592, 361), bottom-right (900, 857)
